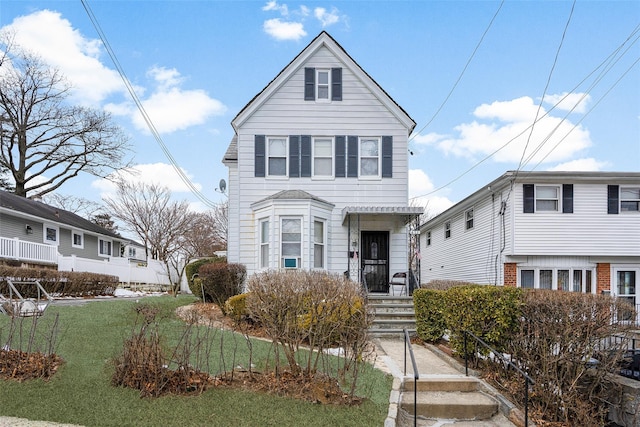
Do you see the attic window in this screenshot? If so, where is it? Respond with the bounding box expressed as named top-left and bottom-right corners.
top-left (304, 67), bottom-right (342, 101)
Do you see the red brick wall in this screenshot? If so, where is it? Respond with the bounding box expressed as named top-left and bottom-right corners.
top-left (504, 263), bottom-right (517, 287)
top-left (596, 263), bottom-right (611, 295)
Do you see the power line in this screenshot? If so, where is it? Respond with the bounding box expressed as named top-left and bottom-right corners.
top-left (80, 0), bottom-right (218, 209)
top-left (409, 0), bottom-right (505, 143)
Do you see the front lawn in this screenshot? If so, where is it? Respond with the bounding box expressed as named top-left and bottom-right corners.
top-left (0, 296), bottom-right (391, 426)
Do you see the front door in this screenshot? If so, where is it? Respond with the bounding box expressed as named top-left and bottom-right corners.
top-left (361, 231), bottom-right (389, 293)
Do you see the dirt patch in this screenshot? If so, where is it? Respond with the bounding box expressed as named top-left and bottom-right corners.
top-left (176, 302), bottom-right (270, 339)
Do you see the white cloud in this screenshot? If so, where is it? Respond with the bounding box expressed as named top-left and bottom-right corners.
top-left (4, 10), bottom-right (124, 106)
top-left (262, 1), bottom-right (289, 15)
top-left (92, 163), bottom-right (202, 197)
top-left (546, 158), bottom-right (609, 172)
top-left (544, 92), bottom-right (591, 114)
top-left (314, 7), bottom-right (340, 27)
top-left (419, 95), bottom-right (592, 167)
top-left (408, 169), bottom-right (454, 219)
top-left (263, 18), bottom-right (306, 41)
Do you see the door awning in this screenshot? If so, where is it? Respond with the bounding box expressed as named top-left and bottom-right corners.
top-left (341, 206), bottom-right (424, 225)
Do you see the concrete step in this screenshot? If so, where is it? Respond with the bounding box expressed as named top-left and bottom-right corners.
top-left (370, 303), bottom-right (416, 314)
top-left (371, 318), bottom-right (416, 329)
top-left (369, 328), bottom-right (415, 338)
top-left (403, 377), bottom-right (480, 393)
top-left (401, 390), bottom-right (498, 420)
top-left (368, 295), bottom-right (413, 305)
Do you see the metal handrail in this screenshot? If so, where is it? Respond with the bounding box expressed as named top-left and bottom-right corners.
top-left (403, 328), bottom-right (418, 427)
top-left (463, 329), bottom-right (535, 427)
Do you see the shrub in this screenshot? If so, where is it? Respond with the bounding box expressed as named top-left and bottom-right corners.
top-left (197, 263), bottom-right (246, 313)
top-left (421, 279), bottom-right (475, 291)
top-left (224, 293), bottom-right (249, 322)
top-left (443, 285), bottom-right (523, 356)
top-left (504, 290), bottom-right (634, 426)
top-left (413, 288), bottom-right (447, 342)
top-left (0, 267), bottom-right (118, 297)
top-left (246, 270), bottom-right (372, 385)
top-left (185, 257), bottom-right (225, 292)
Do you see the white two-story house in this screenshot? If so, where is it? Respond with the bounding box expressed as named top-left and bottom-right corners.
top-left (223, 32), bottom-right (422, 292)
top-left (420, 171), bottom-right (640, 304)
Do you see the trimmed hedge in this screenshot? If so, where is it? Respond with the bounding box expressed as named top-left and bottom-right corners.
top-left (196, 262), bottom-right (246, 313)
top-left (413, 285), bottom-right (523, 356)
top-left (185, 256), bottom-right (225, 290)
top-left (0, 266), bottom-right (118, 297)
top-left (224, 293), bottom-right (249, 321)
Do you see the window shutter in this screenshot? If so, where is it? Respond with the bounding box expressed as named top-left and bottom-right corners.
top-left (255, 135), bottom-right (265, 177)
top-left (608, 185), bottom-right (619, 214)
top-left (335, 136), bottom-right (346, 177)
top-left (382, 136), bottom-right (392, 178)
top-left (523, 184), bottom-right (534, 213)
top-left (289, 135), bottom-right (300, 177)
top-left (304, 68), bottom-right (315, 101)
top-left (347, 136), bottom-right (358, 177)
top-left (301, 135), bottom-right (311, 177)
top-left (562, 184), bottom-right (573, 213)
top-left (331, 68), bottom-right (342, 101)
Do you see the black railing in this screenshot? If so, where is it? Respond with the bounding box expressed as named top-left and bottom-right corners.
top-left (403, 328), bottom-right (418, 427)
top-left (463, 330), bottom-right (535, 427)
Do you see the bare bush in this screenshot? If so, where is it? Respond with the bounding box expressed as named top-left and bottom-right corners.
top-left (245, 270), bottom-right (373, 398)
top-left (503, 290), bottom-right (635, 426)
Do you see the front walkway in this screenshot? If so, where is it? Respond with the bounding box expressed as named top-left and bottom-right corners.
top-left (373, 337), bottom-right (521, 427)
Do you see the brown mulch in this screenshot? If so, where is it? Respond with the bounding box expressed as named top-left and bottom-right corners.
top-left (176, 302), bottom-right (271, 339)
top-left (0, 349), bottom-right (63, 382)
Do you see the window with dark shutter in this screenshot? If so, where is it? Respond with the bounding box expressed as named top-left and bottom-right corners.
top-left (304, 68), bottom-right (315, 101)
top-left (289, 135), bottom-right (300, 177)
top-left (347, 136), bottom-right (358, 177)
top-left (562, 184), bottom-right (573, 213)
top-left (608, 185), bottom-right (619, 214)
top-left (301, 135), bottom-right (311, 177)
top-left (523, 184), bottom-right (534, 213)
top-left (255, 135), bottom-right (265, 177)
top-left (382, 136), bottom-right (392, 178)
top-left (335, 136), bottom-right (346, 177)
top-left (331, 68), bottom-right (342, 101)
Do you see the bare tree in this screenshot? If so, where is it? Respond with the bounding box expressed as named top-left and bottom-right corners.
top-left (0, 33), bottom-right (131, 198)
top-left (183, 208), bottom-right (226, 258)
top-left (103, 180), bottom-right (196, 294)
top-left (41, 193), bottom-right (102, 218)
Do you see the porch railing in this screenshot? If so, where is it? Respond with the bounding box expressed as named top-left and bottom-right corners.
top-left (0, 237), bottom-right (58, 264)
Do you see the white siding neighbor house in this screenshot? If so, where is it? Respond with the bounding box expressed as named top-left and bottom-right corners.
top-left (223, 31), bottom-right (422, 292)
top-left (419, 171), bottom-right (640, 302)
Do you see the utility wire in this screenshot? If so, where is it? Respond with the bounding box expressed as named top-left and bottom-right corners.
top-left (81, 0), bottom-right (218, 209)
top-left (409, 0), bottom-right (504, 143)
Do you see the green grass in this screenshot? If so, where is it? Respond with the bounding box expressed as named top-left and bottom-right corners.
top-left (0, 296), bottom-right (392, 426)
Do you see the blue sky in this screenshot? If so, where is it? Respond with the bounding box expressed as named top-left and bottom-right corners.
top-left (1, 0), bottom-right (638, 217)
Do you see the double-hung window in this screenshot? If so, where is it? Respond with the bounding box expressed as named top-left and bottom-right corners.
top-left (313, 220), bottom-right (325, 269)
top-left (536, 186), bottom-right (559, 211)
top-left (360, 137), bottom-right (380, 177)
top-left (260, 219), bottom-right (269, 269)
top-left (444, 222), bottom-right (451, 239)
top-left (281, 218), bottom-right (301, 268)
top-left (426, 231), bottom-right (431, 246)
top-left (99, 239), bottom-right (112, 257)
top-left (267, 137), bottom-right (287, 176)
top-left (44, 225), bottom-right (58, 245)
top-left (72, 231), bottom-right (83, 248)
top-left (313, 137), bottom-right (333, 177)
top-left (316, 69), bottom-right (330, 100)
top-left (621, 187), bottom-right (640, 212)
top-left (465, 208), bottom-right (474, 230)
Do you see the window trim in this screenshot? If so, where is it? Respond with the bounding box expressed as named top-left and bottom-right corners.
top-left (281, 217), bottom-right (302, 269)
top-left (43, 224), bottom-right (59, 246)
top-left (517, 267), bottom-right (596, 293)
top-left (72, 230), bottom-right (84, 249)
top-left (259, 218), bottom-right (270, 270)
top-left (444, 222), bottom-right (451, 239)
top-left (535, 185), bottom-right (560, 212)
top-left (313, 218), bottom-right (326, 269)
top-left (426, 230), bottom-right (431, 246)
top-left (465, 208), bottom-right (474, 230)
top-left (359, 136), bottom-right (381, 179)
top-left (316, 69), bottom-right (331, 102)
top-left (312, 137), bottom-right (334, 178)
top-left (266, 136), bottom-right (288, 178)
top-left (620, 187), bottom-right (640, 213)
top-left (98, 238), bottom-right (113, 257)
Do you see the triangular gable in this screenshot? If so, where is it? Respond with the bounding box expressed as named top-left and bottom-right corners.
top-left (231, 31), bottom-right (415, 133)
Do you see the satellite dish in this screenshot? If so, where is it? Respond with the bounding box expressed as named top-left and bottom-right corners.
top-left (218, 179), bottom-right (227, 193)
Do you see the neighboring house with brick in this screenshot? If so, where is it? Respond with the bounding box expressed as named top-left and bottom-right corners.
top-left (0, 190), bottom-right (169, 287)
top-left (222, 31), bottom-right (422, 292)
top-left (419, 171), bottom-right (640, 304)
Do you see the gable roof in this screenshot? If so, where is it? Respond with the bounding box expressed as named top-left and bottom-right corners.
top-left (0, 190), bottom-right (122, 239)
top-left (231, 31), bottom-right (416, 133)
